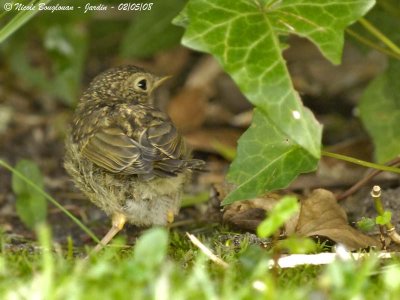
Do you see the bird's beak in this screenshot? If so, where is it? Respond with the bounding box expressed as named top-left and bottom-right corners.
top-left (152, 75), bottom-right (172, 91)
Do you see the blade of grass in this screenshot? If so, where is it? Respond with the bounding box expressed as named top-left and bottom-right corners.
top-left (359, 17), bottom-right (400, 56)
top-left (0, 0), bottom-right (52, 44)
top-left (0, 159), bottom-right (100, 243)
top-left (346, 28), bottom-right (400, 60)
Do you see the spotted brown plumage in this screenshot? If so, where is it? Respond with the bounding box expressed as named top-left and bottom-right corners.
top-left (64, 65), bottom-right (205, 252)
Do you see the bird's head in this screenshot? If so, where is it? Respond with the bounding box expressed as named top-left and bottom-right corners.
top-left (85, 65), bottom-right (171, 104)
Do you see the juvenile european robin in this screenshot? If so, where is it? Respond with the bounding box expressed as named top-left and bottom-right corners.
top-left (64, 65), bottom-right (205, 252)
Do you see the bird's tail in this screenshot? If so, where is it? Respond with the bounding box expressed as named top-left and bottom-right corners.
top-left (183, 159), bottom-right (206, 171)
top-left (153, 158), bottom-right (206, 177)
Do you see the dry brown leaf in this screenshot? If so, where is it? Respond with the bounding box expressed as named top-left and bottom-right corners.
top-left (217, 185), bottom-right (379, 250)
top-left (296, 189), bottom-right (380, 250)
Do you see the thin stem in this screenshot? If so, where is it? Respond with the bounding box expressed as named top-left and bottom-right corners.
top-left (337, 156), bottom-right (400, 201)
top-left (359, 18), bottom-right (400, 56)
top-left (346, 28), bottom-right (400, 60)
top-left (371, 186), bottom-right (386, 218)
top-left (321, 151), bottom-right (400, 174)
top-left (0, 159), bottom-right (100, 244)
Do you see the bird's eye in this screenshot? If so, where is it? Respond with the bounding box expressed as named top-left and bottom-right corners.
top-left (137, 79), bottom-right (147, 91)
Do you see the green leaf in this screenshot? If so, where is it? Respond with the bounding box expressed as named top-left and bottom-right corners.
top-left (223, 110), bottom-right (317, 204)
top-left (356, 217), bottom-right (376, 232)
top-left (11, 160), bottom-right (47, 229)
top-left (359, 59), bottom-right (400, 163)
top-left (176, 0), bottom-right (375, 202)
top-left (120, 0), bottom-right (186, 58)
top-left (256, 195), bottom-right (299, 238)
top-left (376, 210), bottom-right (391, 225)
top-left (175, 0), bottom-right (374, 159)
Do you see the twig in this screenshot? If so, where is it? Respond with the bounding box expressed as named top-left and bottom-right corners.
top-left (186, 232), bottom-right (229, 268)
top-left (268, 251), bottom-right (394, 269)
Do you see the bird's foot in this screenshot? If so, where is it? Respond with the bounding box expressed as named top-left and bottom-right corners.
top-left (86, 212), bottom-right (127, 258)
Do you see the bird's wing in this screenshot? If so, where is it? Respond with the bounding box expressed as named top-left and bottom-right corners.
top-left (81, 126), bottom-right (157, 175)
top-left (138, 120), bottom-right (202, 177)
top-left (140, 121), bottom-right (187, 160)
top-left (81, 107), bottom-right (194, 177)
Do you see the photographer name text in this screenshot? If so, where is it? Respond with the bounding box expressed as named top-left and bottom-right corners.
top-left (4, 2), bottom-right (153, 13)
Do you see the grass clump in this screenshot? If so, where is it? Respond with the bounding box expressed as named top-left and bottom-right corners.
top-left (2, 226), bottom-right (400, 300)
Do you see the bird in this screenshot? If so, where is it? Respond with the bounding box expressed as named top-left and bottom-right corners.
top-left (64, 65), bottom-right (205, 252)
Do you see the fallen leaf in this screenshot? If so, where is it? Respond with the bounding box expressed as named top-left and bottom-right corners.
top-left (218, 184), bottom-right (380, 250)
top-left (296, 189), bottom-right (380, 250)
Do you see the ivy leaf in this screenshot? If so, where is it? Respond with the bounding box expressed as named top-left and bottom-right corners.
top-left (175, 0), bottom-right (374, 158)
top-left (120, 0), bottom-right (186, 58)
top-left (11, 160), bottom-right (47, 229)
top-left (224, 110), bottom-right (317, 204)
top-left (175, 0), bottom-right (375, 202)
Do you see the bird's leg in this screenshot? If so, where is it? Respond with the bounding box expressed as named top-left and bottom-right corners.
top-left (167, 210), bottom-right (175, 224)
top-left (166, 210), bottom-right (174, 232)
top-left (92, 212), bottom-right (127, 254)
